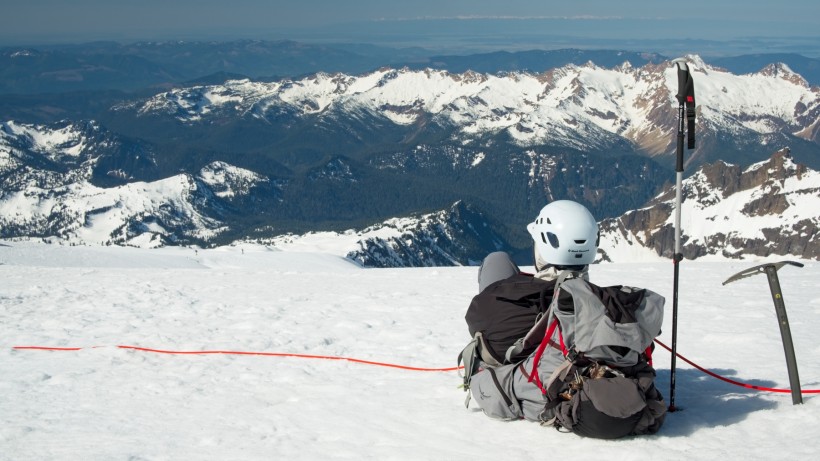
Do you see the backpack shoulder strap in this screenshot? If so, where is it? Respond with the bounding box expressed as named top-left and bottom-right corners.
top-left (555, 269), bottom-right (575, 287)
top-left (553, 269), bottom-right (586, 290)
top-left (458, 331), bottom-right (504, 407)
top-left (457, 337), bottom-right (480, 407)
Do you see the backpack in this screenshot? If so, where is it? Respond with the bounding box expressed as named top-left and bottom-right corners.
top-left (459, 271), bottom-right (667, 438)
top-left (458, 274), bottom-right (555, 397)
top-left (529, 275), bottom-right (667, 438)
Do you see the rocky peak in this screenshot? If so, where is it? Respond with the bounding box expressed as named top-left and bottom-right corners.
top-left (599, 148), bottom-right (820, 261)
top-left (759, 63), bottom-right (809, 87)
top-left (697, 148), bottom-right (804, 199)
top-left (346, 201), bottom-right (510, 267)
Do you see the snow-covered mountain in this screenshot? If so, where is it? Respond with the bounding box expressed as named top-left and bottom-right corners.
top-left (114, 55), bottom-right (820, 166)
top-left (3, 119), bottom-right (818, 263)
top-left (1, 118), bottom-right (663, 260)
top-left (0, 161), bottom-right (268, 248)
top-left (253, 201), bottom-right (509, 268)
top-left (0, 120), bottom-right (509, 259)
top-left (4, 57), bottom-right (820, 264)
top-left (600, 148), bottom-right (820, 262)
top-left (0, 121), bottom-right (277, 247)
top-left (347, 201), bottom-right (508, 267)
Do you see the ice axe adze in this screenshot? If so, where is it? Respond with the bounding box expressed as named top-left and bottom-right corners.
top-left (723, 261), bottom-right (805, 405)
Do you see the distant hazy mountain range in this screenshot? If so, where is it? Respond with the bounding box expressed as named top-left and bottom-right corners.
top-left (2, 40), bottom-right (820, 95)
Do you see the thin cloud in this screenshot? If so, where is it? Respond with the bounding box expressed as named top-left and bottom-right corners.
top-left (369, 15), bottom-right (674, 22)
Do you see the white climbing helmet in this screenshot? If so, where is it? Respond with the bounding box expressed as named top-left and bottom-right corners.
top-left (527, 200), bottom-right (599, 266)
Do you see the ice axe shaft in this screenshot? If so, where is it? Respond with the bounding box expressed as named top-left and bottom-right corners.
top-left (723, 261), bottom-right (804, 405)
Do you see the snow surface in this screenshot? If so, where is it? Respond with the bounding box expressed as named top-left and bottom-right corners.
top-left (2, 241), bottom-right (819, 460)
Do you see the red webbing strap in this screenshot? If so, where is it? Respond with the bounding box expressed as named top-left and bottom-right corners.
top-left (527, 318), bottom-right (561, 393)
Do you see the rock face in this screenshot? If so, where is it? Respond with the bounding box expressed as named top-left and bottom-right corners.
top-left (599, 148), bottom-right (820, 261)
top-left (345, 201), bottom-right (511, 268)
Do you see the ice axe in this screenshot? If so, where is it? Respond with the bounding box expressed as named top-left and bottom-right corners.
top-left (723, 261), bottom-right (805, 405)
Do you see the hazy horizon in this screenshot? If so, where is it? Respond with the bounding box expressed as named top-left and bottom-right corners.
top-left (2, 1), bottom-right (819, 57)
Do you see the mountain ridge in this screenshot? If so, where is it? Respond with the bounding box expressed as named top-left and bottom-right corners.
top-left (3, 54), bottom-right (819, 264)
top-left (3, 119), bottom-right (817, 264)
top-left (107, 56), bottom-right (820, 172)
top-left (4, 41), bottom-right (820, 97)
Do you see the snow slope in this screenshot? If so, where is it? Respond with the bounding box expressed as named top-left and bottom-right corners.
top-left (1, 242), bottom-right (819, 460)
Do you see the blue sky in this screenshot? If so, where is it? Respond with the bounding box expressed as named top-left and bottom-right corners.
top-left (2, 0), bottom-right (819, 53)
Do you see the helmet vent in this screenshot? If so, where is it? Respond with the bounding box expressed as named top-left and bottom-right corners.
top-left (547, 232), bottom-right (560, 249)
top-left (574, 239), bottom-right (586, 244)
top-left (546, 218), bottom-right (552, 224)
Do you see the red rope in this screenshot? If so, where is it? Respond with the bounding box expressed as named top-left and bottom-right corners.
top-left (13, 346), bottom-right (83, 351)
top-left (12, 343), bottom-right (820, 394)
top-left (654, 339), bottom-right (820, 394)
top-left (12, 345), bottom-right (462, 372)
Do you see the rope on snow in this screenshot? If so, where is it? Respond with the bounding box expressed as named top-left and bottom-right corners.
top-left (653, 339), bottom-right (820, 394)
top-left (12, 342), bottom-right (820, 394)
top-left (12, 345), bottom-right (462, 372)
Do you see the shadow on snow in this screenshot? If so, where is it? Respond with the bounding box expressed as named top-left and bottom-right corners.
top-left (654, 367), bottom-right (790, 437)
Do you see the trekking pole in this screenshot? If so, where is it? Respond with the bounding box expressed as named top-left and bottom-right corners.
top-left (668, 58), bottom-right (696, 412)
top-left (723, 261), bottom-right (805, 405)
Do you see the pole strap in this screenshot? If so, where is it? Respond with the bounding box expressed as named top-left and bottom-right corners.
top-left (675, 62), bottom-right (696, 150)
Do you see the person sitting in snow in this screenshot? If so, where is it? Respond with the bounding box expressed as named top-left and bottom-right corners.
top-left (462, 199), bottom-right (600, 421)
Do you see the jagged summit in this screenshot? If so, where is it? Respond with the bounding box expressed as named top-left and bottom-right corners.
top-left (599, 148), bottom-right (820, 262)
top-left (114, 57), bottom-right (820, 159)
